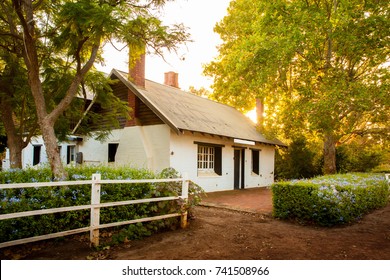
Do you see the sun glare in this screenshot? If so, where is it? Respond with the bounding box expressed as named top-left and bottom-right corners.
top-left (246, 108), bottom-right (258, 124)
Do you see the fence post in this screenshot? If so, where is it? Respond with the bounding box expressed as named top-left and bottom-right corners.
top-left (90, 173), bottom-right (101, 247)
top-left (180, 172), bottom-right (189, 229)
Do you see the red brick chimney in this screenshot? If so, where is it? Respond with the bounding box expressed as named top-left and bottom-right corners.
top-left (256, 98), bottom-right (264, 126)
top-left (164, 71), bottom-right (179, 88)
top-left (126, 46), bottom-right (145, 127)
top-left (129, 47), bottom-right (145, 88)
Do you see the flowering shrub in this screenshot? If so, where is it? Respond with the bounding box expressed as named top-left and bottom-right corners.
top-left (0, 166), bottom-right (204, 244)
top-left (272, 173), bottom-right (389, 226)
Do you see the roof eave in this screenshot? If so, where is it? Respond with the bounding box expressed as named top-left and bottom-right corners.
top-left (180, 129), bottom-right (286, 147)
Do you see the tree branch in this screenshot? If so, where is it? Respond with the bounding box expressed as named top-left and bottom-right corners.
top-left (48, 42), bottom-right (100, 123)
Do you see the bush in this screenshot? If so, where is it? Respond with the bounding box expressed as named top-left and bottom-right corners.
top-left (272, 173), bottom-right (389, 226)
top-left (0, 166), bottom-right (204, 244)
top-left (275, 137), bottom-right (322, 180)
top-left (336, 145), bottom-right (383, 173)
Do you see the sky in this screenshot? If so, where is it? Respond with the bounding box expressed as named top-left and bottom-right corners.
top-left (96, 0), bottom-right (231, 91)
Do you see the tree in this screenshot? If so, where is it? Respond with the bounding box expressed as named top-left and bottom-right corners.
top-left (204, 0), bottom-right (390, 174)
top-left (188, 86), bottom-right (211, 98)
top-left (0, 14), bottom-right (128, 169)
top-left (0, 50), bottom-right (38, 169)
top-left (0, 49), bottom-right (129, 168)
top-left (336, 136), bottom-right (385, 173)
top-left (275, 137), bottom-right (321, 180)
top-left (1, 0), bottom-right (189, 179)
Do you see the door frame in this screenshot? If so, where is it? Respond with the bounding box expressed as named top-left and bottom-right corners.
top-left (233, 148), bottom-right (245, 189)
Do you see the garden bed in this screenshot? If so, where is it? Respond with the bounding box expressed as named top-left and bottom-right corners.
top-left (272, 173), bottom-right (389, 226)
top-left (1, 204), bottom-right (390, 260)
top-left (0, 166), bottom-right (203, 245)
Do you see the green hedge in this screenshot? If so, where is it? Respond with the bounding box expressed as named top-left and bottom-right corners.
top-left (0, 166), bottom-right (204, 244)
top-left (272, 173), bottom-right (389, 226)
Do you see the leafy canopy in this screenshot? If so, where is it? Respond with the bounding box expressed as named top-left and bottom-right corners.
top-left (0, 0), bottom-right (189, 174)
top-left (205, 0), bottom-right (390, 143)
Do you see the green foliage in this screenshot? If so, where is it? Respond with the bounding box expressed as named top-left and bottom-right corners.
top-left (205, 0), bottom-right (390, 173)
top-left (158, 167), bottom-right (205, 216)
top-left (276, 135), bottom-right (388, 179)
top-left (0, 166), bottom-right (204, 244)
top-left (0, 51), bottom-right (38, 168)
top-left (188, 86), bottom-right (211, 98)
top-left (371, 144), bottom-right (390, 173)
top-left (275, 137), bottom-right (322, 180)
top-left (336, 143), bottom-right (383, 173)
top-left (0, 0), bottom-right (190, 177)
top-left (272, 173), bottom-right (389, 226)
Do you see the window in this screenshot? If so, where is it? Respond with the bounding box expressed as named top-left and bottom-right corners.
top-left (198, 146), bottom-right (215, 171)
top-left (196, 143), bottom-right (223, 176)
top-left (67, 145), bottom-right (76, 164)
top-left (33, 145), bottom-right (41, 166)
top-left (252, 149), bottom-right (260, 175)
top-left (108, 143), bottom-right (119, 162)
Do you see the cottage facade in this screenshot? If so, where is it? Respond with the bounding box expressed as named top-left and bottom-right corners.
top-left (3, 55), bottom-right (284, 192)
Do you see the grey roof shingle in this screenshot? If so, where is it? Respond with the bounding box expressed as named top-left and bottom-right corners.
top-left (111, 69), bottom-right (285, 146)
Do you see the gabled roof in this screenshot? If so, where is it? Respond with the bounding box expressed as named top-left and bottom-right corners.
top-left (110, 69), bottom-right (285, 146)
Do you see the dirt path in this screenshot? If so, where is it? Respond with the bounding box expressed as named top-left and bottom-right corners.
top-left (2, 203), bottom-right (389, 260)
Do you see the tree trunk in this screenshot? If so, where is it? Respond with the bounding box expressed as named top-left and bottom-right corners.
top-left (26, 64), bottom-right (66, 179)
top-left (41, 118), bottom-right (66, 180)
top-left (322, 1), bottom-right (338, 176)
top-left (26, 65), bottom-right (66, 179)
top-left (8, 139), bottom-right (24, 169)
top-left (0, 98), bottom-right (26, 169)
top-left (16, 0), bottom-right (65, 179)
top-left (323, 134), bottom-right (337, 174)
top-left (256, 97), bottom-right (265, 128)
top-left (14, 0), bottom-right (99, 179)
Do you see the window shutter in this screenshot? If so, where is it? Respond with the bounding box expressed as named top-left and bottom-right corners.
top-left (252, 150), bottom-right (260, 175)
top-left (214, 146), bottom-right (222, 175)
top-left (66, 146), bottom-right (71, 164)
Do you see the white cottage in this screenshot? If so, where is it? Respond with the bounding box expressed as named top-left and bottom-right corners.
top-left (6, 53), bottom-right (285, 192)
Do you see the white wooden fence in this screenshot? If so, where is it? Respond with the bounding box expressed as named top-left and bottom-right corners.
top-left (0, 173), bottom-right (189, 248)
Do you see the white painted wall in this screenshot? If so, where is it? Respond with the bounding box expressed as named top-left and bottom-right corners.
top-left (5, 125), bottom-right (170, 171)
top-left (4, 125), bottom-right (275, 193)
top-left (77, 130), bottom-right (123, 165)
top-left (21, 136), bottom-right (47, 168)
top-left (169, 131), bottom-right (275, 192)
top-left (115, 125), bottom-right (170, 172)
top-left (258, 145), bottom-right (276, 184)
top-left (6, 132), bottom-right (122, 169)
top-left (143, 125), bottom-right (171, 171)
top-left (8, 136), bottom-right (73, 169)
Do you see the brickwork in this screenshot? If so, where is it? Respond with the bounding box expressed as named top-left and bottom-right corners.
top-left (164, 71), bottom-right (179, 88)
top-left (126, 90), bottom-right (137, 127)
top-left (129, 53), bottom-right (145, 88)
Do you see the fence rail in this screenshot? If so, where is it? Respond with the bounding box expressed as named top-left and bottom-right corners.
top-left (0, 173), bottom-right (189, 248)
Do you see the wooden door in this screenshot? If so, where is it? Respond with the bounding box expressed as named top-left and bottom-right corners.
top-left (234, 149), bottom-right (245, 189)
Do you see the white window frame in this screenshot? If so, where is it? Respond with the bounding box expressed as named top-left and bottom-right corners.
top-left (67, 145), bottom-right (76, 164)
top-left (197, 145), bottom-right (215, 173)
